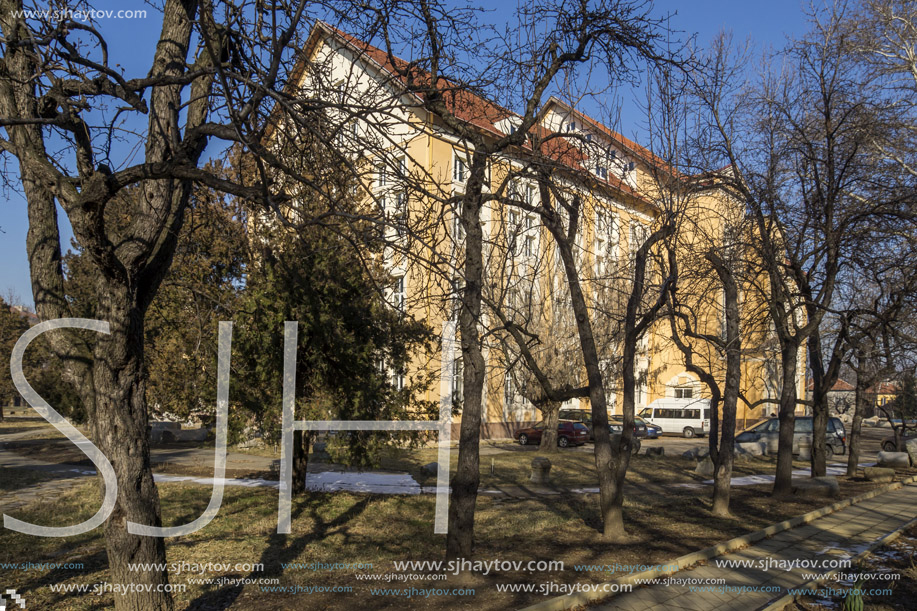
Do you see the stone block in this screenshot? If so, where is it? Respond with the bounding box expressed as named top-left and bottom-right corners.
top-left (645, 446), bottom-right (665, 457)
top-left (420, 462), bottom-right (438, 477)
top-left (530, 456), bottom-right (552, 484)
top-left (793, 476), bottom-right (839, 498)
top-left (694, 456), bottom-right (715, 478)
top-left (735, 441), bottom-right (765, 456)
top-left (863, 467), bottom-right (895, 483)
top-left (877, 451), bottom-right (910, 468)
top-left (905, 438), bottom-right (917, 467)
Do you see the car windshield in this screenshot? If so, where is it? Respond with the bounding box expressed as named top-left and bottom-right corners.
top-left (533, 422), bottom-right (545, 430)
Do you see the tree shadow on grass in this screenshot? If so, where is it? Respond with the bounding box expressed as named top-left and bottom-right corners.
top-left (186, 492), bottom-right (371, 610)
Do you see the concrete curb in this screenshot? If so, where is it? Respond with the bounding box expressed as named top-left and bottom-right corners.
top-left (758, 510), bottom-right (917, 611)
top-left (520, 474), bottom-right (917, 611)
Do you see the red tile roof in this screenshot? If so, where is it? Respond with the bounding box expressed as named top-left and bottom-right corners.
top-left (807, 378), bottom-right (855, 392)
top-left (301, 22), bottom-right (658, 207)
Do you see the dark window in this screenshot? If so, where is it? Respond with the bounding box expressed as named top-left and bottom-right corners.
top-left (686, 409), bottom-right (699, 419)
top-left (796, 418), bottom-right (813, 433)
top-left (704, 409), bottom-right (711, 420)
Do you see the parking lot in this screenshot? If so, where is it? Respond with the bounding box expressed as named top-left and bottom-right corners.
top-left (490, 423), bottom-right (892, 465)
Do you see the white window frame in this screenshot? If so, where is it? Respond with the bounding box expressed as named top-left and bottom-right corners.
top-left (453, 152), bottom-right (467, 183)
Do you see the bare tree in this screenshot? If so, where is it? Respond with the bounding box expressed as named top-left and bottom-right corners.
top-left (362, 0), bottom-right (675, 553)
top-left (0, 1), bottom-right (406, 607)
top-left (691, 6), bottom-right (907, 494)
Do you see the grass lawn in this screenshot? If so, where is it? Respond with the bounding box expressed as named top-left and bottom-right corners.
top-left (0, 470), bottom-right (897, 610)
top-left (0, 466), bottom-right (60, 492)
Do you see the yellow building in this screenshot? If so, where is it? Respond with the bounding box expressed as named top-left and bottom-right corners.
top-left (295, 22), bottom-right (806, 438)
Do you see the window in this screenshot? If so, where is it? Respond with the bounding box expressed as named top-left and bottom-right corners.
top-left (686, 409), bottom-right (699, 419)
top-left (629, 221), bottom-right (649, 267)
top-left (639, 408), bottom-right (652, 418)
top-left (452, 199), bottom-right (465, 242)
top-left (392, 369), bottom-right (405, 391)
top-left (585, 133), bottom-right (592, 142)
top-left (504, 376), bottom-right (515, 407)
top-left (376, 161), bottom-right (387, 187)
top-left (507, 209), bottom-right (521, 251)
top-left (704, 409), bottom-right (711, 420)
top-left (392, 276), bottom-right (405, 311)
top-left (452, 357), bottom-right (463, 403)
top-left (566, 121), bottom-right (576, 132)
top-left (596, 166), bottom-right (608, 180)
top-left (674, 387), bottom-right (693, 399)
top-left (453, 154), bottom-right (466, 182)
top-left (525, 184), bottom-right (536, 206)
top-left (523, 215), bottom-right (537, 258)
top-left (388, 191), bottom-right (408, 235)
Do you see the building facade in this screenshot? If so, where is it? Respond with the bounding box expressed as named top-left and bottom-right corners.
top-left (292, 22), bottom-right (806, 438)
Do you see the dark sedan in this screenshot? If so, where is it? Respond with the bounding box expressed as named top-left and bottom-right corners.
top-left (515, 421), bottom-right (590, 447)
top-left (882, 433), bottom-right (916, 453)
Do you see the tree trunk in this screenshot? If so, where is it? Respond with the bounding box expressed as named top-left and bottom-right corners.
top-left (93, 281), bottom-right (173, 611)
top-left (292, 430), bottom-right (311, 494)
top-left (446, 166), bottom-right (486, 559)
top-left (541, 194), bottom-right (623, 541)
top-left (807, 331), bottom-right (828, 477)
top-left (712, 257), bottom-right (740, 517)
top-left (846, 369), bottom-right (868, 477)
top-left (538, 401), bottom-right (561, 452)
top-left (773, 341), bottom-right (799, 496)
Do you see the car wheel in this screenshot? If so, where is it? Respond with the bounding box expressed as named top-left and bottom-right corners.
top-left (632, 439), bottom-right (642, 455)
top-left (825, 444), bottom-right (835, 459)
top-left (558, 436), bottom-right (570, 448)
top-left (518, 434), bottom-right (528, 446)
top-left (683, 427), bottom-right (695, 439)
top-left (882, 441), bottom-right (896, 452)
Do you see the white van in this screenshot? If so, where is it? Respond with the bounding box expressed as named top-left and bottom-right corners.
top-left (639, 398), bottom-right (711, 438)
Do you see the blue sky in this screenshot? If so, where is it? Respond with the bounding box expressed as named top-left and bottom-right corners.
top-left (0, 0), bottom-right (811, 307)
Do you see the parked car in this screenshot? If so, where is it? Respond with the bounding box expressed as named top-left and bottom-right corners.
top-left (609, 415), bottom-right (648, 438)
top-left (881, 433), bottom-right (916, 453)
top-left (558, 408), bottom-right (596, 439)
top-left (735, 416), bottom-right (847, 457)
top-left (642, 418), bottom-right (662, 439)
top-left (558, 409), bottom-right (658, 441)
top-left (515, 421), bottom-right (590, 447)
top-left (639, 398), bottom-right (711, 438)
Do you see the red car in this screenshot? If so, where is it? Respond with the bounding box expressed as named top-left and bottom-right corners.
top-left (515, 421), bottom-right (590, 447)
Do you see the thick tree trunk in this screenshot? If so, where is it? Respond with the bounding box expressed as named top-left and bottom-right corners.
top-left (773, 341), bottom-right (799, 496)
top-left (93, 282), bottom-right (173, 611)
top-left (538, 401), bottom-right (561, 452)
top-left (846, 370), bottom-right (868, 477)
top-left (446, 171), bottom-right (486, 559)
top-left (292, 430), bottom-right (311, 494)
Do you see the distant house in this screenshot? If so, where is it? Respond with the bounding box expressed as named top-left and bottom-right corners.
top-left (806, 378), bottom-right (856, 420)
top-left (870, 381), bottom-right (900, 415)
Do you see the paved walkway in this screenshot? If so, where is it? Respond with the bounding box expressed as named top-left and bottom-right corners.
top-left (595, 482), bottom-right (917, 610)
